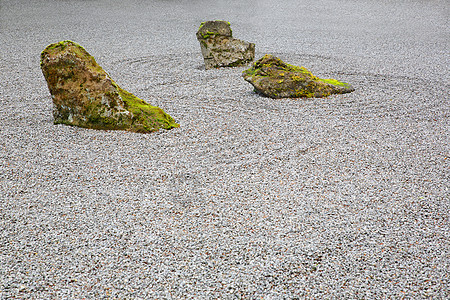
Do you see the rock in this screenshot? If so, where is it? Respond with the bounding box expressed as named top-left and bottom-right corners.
top-left (196, 20), bottom-right (255, 70)
top-left (40, 40), bottom-right (179, 133)
top-left (242, 54), bottom-right (355, 98)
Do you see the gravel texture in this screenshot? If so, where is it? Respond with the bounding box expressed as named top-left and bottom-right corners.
top-left (1, 0), bottom-right (449, 298)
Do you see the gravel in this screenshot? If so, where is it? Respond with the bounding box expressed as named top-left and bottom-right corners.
top-left (1, 0), bottom-right (449, 298)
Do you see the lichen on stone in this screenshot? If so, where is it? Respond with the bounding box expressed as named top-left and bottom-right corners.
top-left (197, 20), bottom-right (233, 38)
top-left (196, 20), bottom-right (254, 69)
top-left (242, 54), bottom-right (354, 99)
top-left (40, 40), bottom-right (179, 133)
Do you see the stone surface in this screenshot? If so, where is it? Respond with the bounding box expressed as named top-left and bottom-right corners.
top-left (196, 20), bottom-right (255, 69)
top-left (242, 54), bottom-right (355, 98)
top-left (40, 40), bottom-right (179, 133)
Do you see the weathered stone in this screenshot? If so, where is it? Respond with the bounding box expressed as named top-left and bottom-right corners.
top-left (196, 20), bottom-right (255, 70)
top-left (40, 40), bottom-right (179, 133)
top-left (242, 54), bottom-right (355, 98)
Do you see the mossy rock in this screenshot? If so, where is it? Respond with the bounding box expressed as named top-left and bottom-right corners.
top-left (242, 54), bottom-right (354, 98)
top-left (197, 20), bottom-right (232, 39)
top-left (196, 21), bottom-right (255, 70)
top-left (40, 40), bottom-right (179, 133)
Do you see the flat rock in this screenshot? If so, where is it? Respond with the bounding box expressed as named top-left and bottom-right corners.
top-left (196, 20), bottom-right (255, 70)
top-left (242, 54), bottom-right (355, 98)
top-left (40, 40), bottom-right (179, 133)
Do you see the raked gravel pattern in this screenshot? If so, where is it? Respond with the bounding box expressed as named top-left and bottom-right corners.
top-left (1, 0), bottom-right (449, 299)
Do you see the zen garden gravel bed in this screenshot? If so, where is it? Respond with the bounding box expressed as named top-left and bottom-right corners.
top-left (1, 0), bottom-right (448, 298)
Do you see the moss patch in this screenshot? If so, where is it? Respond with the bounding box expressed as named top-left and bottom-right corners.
top-left (41, 40), bottom-right (103, 75)
top-left (242, 54), bottom-right (354, 99)
top-left (117, 87), bottom-right (179, 132)
top-left (41, 40), bottom-right (179, 133)
top-left (319, 78), bottom-right (352, 88)
top-left (197, 20), bottom-right (233, 40)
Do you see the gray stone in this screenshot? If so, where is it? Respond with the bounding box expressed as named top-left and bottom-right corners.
top-left (196, 20), bottom-right (255, 70)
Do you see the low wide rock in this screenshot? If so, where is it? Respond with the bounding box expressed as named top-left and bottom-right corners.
top-left (242, 54), bottom-right (355, 98)
top-left (40, 40), bottom-right (179, 133)
top-left (196, 20), bottom-right (255, 70)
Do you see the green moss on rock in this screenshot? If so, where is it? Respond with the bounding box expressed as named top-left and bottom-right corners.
top-left (242, 54), bottom-right (354, 99)
top-left (40, 40), bottom-right (179, 133)
top-left (196, 21), bottom-right (254, 69)
top-left (318, 78), bottom-right (353, 88)
top-left (117, 87), bottom-right (178, 132)
top-left (197, 20), bottom-right (232, 38)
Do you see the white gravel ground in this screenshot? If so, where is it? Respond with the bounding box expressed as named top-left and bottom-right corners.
top-left (1, 0), bottom-right (449, 299)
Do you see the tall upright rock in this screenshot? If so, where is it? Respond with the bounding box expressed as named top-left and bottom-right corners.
top-left (40, 40), bottom-right (179, 133)
top-left (196, 20), bottom-right (255, 70)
